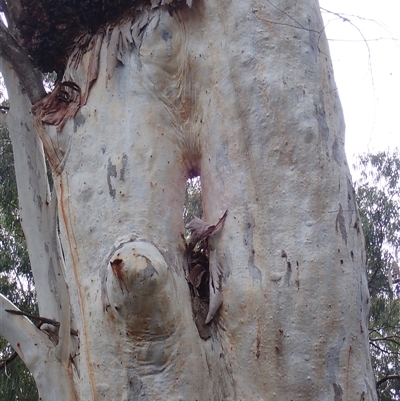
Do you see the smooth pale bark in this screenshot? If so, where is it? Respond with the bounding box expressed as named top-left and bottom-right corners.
top-left (1, 1), bottom-right (376, 400)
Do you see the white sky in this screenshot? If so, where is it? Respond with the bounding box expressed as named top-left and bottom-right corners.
top-left (319, 0), bottom-right (400, 174)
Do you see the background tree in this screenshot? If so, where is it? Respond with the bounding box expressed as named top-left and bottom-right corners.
top-left (0, 124), bottom-right (37, 400)
top-left (355, 150), bottom-right (400, 400)
top-left (0, 1), bottom-right (377, 400)
top-left (183, 177), bottom-right (202, 227)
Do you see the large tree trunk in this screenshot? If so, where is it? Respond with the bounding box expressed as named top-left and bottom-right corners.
top-left (1, 1), bottom-right (376, 400)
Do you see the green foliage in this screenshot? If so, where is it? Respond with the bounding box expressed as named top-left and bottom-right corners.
top-left (0, 340), bottom-right (38, 401)
top-left (0, 124), bottom-right (38, 400)
top-left (355, 150), bottom-right (400, 401)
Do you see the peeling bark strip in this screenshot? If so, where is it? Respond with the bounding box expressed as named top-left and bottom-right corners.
top-left (184, 211), bottom-right (227, 336)
top-left (66, 32), bottom-right (104, 106)
top-left (31, 81), bottom-right (82, 171)
top-left (186, 211), bottom-right (228, 244)
top-left (32, 82), bottom-right (81, 132)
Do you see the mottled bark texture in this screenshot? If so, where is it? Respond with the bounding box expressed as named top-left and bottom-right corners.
top-left (2, 1), bottom-right (377, 400)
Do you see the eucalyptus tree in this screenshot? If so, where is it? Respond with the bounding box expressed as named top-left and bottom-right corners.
top-left (0, 1), bottom-right (377, 400)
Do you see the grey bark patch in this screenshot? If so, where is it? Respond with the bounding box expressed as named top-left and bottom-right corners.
top-left (326, 327), bottom-right (345, 383)
top-left (161, 28), bottom-right (172, 42)
top-left (217, 141), bottom-right (232, 174)
top-left (81, 186), bottom-right (94, 202)
top-left (26, 154), bottom-right (33, 171)
top-left (295, 261), bottom-right (300, 289)
top-left (215, 140), bottom-right (232, 194)
top-left (220, 248), bottom-right (232, 282)
top-left (331, 138), bottom-right (340, 165)
top-left (143, 258), bottom-right (158, 278)
top-left (47, 257), bottom-right (58, 298)
top-left (107, 158), bottom-right (117, 198)
top-left (36, 195), bottom-right (43, 211)
top-left (73, 110), bottom-right (86, 133)
top-left (347, 177), bottom-right (357, 229)
top-left (100, 263), bottom-right (110, 312)
top-left (284, 261), bottom-right (292, 287)
top-left (127, 374), bottom-right (148, 401)
top-left (159, 248), bottom-right (180, 276)
top-left (333, 383), bottom-right (343, 401)
top-left (120, 154), bottom-right (128, 181)
top-left (160, 28), bottom-right (172, 56)
top-left (304, 128), bottom-right (314, 144)
top-left (364, 378), bottom-right (374, 401)
top-left (314, 91), bottom-right (330, 147)
top-left (335, 203), bottom-right (348, 245)
top-left (308, 18), bottom-right (318, 61)
top-left (243, 212), bottom-right (262, 285)
top-left (144, 340), bottom-right (167, 367)
top-left (249, 254), bottom-right (262, 285)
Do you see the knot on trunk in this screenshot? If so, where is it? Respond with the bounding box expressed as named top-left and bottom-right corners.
top-left (103, 240), bottom-right (179, 340)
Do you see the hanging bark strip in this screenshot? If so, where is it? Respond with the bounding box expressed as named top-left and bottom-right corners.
top-left (184, 211), bottom-right (228, 338)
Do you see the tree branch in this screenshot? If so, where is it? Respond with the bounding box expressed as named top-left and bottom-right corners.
top-left (0, 22), bottom-right (46, 103)
top-left (0, 294), bottom-right (78, 401)
top-left (369, 335), bottom-right (400, 347)
top-left (5, 309), bottom-right (78, 336)
top-left (369, 341), bottom-right (392, 355)
top-left (376, 374), bottom-right (400, 387)
top-left (0, 294), bottom-right (52, 367)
